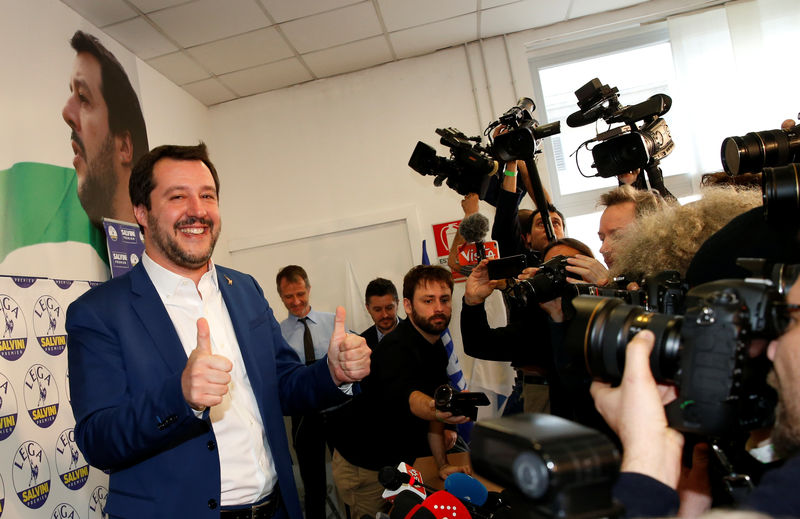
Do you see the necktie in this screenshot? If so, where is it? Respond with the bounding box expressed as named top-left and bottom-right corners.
top-left (299, 317), bottom-right (315, 365)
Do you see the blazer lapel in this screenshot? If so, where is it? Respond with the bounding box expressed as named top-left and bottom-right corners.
top-left (217, 268), bottom-right (267, 394)
top-left (128, 263), bottom-right (188, 371)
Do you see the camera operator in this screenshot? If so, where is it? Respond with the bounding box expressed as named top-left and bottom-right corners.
top-left (331, 266), bottom-right (471, 519)
top-left (461, 239), bottom-right (603, 426)
top-left (592, 184), bottom-right (666, 277)
top-left (491, 157), bottom-right (565, 260)
top-left (591, 277), bottom-right (800, 517)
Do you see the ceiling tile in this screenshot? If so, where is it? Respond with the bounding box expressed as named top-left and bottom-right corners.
top-left (60, 0), bottom-right (137, 27)
top-left (102, 17), bottom-right (178, 59)
top-left (279, 2), bottom-right (382, 54)
top-left (147, 51), bottom-right (210, 85)
top-left (218, 58), bottom-right (313, 97)
top-left (183, 77), bottom-right (237, 105)
top-left (390, 13), bottom-right (477, 59)
top-left (187, 28), bottom-right (294, 76)
top-left (303, 36), bottom-right (393, 78)
top-left (569, 0), bottom-right (649, 19)
top-left (259, 0), bottom-right (362, 23)
top-left (148, 0), bottom-right (270, 47)
top-left (377, 0), bottom-right (476, 32)
top-left (481, 0), bottom-right (570, 38)
top-left (127, 0), bottom-right (190, 14)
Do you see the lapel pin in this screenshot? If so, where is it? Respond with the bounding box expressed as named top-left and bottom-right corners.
top-left (224, 275), bottom-right (233, 286)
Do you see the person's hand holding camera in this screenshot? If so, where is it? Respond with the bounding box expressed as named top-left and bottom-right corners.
top-left (566, 255), bottom-right (610, 286)
top-left (590, 330), bottom-right (684, 489)
top-left (464, 259), bottom-right (498, 306)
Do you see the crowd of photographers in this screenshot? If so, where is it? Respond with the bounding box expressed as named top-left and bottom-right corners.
top-left (436, 105), bottom-right (800, 517)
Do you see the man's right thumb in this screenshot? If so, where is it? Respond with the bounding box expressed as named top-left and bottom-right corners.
top-left (196, 318), bottom-right (212, 353)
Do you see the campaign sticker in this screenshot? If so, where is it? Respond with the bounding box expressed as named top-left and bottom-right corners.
top-left (13, 440), bottom-right (51, 509)
top-left (55, 429), bottom-right (89, 491)
top-left (0, 294), bottom-right (27, 361)
top-left (33, 295), bottom-right (67, 356)
top-left (88, 486), bottom-right (107, 519)
top-left (24, 364), bottom-right (59, 428)
top-left (0, 373), bottom-right (18, 440)
top-left (51, 502), bottom-right (80, 519)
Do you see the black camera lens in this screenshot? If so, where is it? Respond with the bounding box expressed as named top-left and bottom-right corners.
top-left (566, 296), bottom-right (682, 383)
top-left (762, 163), bottom-right (800, 224)
top-left (721, 128), bottom-right (800, 175)
top-left (434, 384), bottom-right (454, 410)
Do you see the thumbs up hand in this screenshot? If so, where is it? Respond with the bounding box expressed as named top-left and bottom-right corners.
top-left (327, 306), bottom-right (371, 385)
top-left (181, 318), bottom-right (233, 411)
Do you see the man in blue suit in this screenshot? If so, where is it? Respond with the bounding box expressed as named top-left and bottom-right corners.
top-left (66, 142), bottom-right (371, 519)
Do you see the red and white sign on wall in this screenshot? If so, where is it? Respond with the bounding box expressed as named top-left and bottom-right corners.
top-left (430, 220), bottom-right (499, 282)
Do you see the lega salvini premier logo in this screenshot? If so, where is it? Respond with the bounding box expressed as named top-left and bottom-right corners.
top-left (0, 294), bottom-right (27, 361)
top-left (24, 364), bottom-right (59, 428)
top-left (33, 295), bottom-right (67, 356)
top-left (13, 440), bottom-right (51, 509)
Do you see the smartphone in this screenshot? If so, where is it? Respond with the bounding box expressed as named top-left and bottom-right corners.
top-left (487, 254), bottom-right (528, 280)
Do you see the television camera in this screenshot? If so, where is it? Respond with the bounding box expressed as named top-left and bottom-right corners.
top-left (567, 78), bottom-right (675, 199)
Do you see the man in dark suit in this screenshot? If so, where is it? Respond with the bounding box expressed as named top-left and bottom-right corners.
top-left (66, 143), bottom-right (371, 519)
top-left (360, 278), bottom-right (400, 350)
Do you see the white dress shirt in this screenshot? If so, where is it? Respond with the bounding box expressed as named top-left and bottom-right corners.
top-left (142, 253), bottom-right (276, 506)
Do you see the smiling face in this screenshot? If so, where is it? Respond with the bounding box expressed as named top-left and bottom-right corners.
top-left (133, 158), bottom-right (220, 280)
top-left (279, 278), bottom-right (311, 318)
top-left (62, 52), bottom-right (118, 224)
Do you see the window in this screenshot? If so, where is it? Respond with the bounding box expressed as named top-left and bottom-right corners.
top-left (528, 25), bottom-right (695, 214)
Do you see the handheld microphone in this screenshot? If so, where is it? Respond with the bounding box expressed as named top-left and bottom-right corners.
top-left (444, 473), bottom-right (488, 507)
top-left (459, 213), bottom-right (490, 261)
top-left (380, 463), bottom-right (426, 502)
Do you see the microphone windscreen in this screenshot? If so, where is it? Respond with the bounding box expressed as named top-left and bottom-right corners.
top-left (459, 213), bottom-right (489, 243)
top-left (444, 473), bottom-right (489, 506)
top-left (379, 466), bottom-right (407, 490)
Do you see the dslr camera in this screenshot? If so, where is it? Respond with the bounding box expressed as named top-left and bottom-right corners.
top-left (564, 263), bottom-right (799, 437)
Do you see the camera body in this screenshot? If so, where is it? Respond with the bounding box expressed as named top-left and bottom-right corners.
top-left (566, 272), bottom-right (787, 437)
top-left (408, 98), bottom-right (560, 197)
top-left (433, 384), bottom-right (490, 422)
top-left (567, 78), bottom-right (674, 178)
top-left (409, 127), bottom-right (500, 197)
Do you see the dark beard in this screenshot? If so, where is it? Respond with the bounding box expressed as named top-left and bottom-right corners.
top-left (147, 214), bottom-right (219, 269)
top-left (772, 401), bottom-right (800, 459)
top-left (78, 133), bottom-right (116, 227)
top-left (410, 308), bottom-right (450, 336)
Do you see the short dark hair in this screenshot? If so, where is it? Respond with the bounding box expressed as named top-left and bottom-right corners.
top-left (403, 265), bottom-right (453, 301)
top-left (365, 278), bottom-right (398, 304)
top-left (129, 142), bottom-right (220, 212)
top-left (530, 204), bottom-right (566, 233)
top-left (276, 265), bottom-right (309, 293)
top-left (70, 31), bottom-right (149, 166)
top-left (541, 237), bottom-right (594, 259)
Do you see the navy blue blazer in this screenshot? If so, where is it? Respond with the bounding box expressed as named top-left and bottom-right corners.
top-left (66, 263), bottom-right (347, 519)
